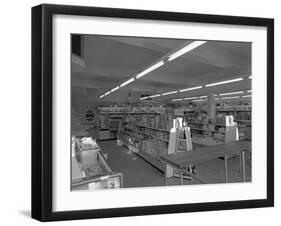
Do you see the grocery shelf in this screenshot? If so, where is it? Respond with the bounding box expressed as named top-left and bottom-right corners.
top-left (120, 138), bottom-right (165, 172)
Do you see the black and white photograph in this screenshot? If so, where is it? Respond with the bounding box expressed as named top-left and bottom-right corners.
top-left (30, 3), bottom-right (274, 221)
top-left (71, 35), bottom-right (252, 190)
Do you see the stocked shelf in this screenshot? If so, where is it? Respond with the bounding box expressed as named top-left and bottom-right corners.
top-left (235, 119), bottom-right (251, 122)
top-left (189, 127), bottom-right (225, 134)
top-left (97, 106), bottom-right (166, 114)
top-left (118, 130), bottom-right (167, 171)
top-left (135, 123), bottom-right (170, 133)
top-left (123, 125), bottom-right (170, 142)
top-left (97, 113), bottom-right (123, 140)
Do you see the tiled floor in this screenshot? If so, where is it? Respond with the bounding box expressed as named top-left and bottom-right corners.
top-left (98, 140), bottom-right (252, 188)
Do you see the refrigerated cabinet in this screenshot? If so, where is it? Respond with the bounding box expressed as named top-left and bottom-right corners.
top-left (71, 136), bottom-right (123, 190)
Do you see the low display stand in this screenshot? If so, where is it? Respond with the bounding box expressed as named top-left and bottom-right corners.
top-left (166, 118), bottom-right (193, 183)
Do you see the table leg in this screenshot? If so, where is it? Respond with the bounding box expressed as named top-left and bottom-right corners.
top-left (180, 171), bottom-right (184, 185)
top-left (164, 165), bottom-right (167, 186)
top-left (241, 150), bottom-right (246, 182)
top-left (224, 155), bottom-right (228, 183)
top-left (237, 152), bottom-right (241, 173)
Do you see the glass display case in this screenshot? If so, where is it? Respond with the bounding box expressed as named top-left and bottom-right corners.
top-left (71, 136), bottom-right (123, 190)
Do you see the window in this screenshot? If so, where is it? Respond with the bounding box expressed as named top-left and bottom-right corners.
top-left (85, 110), bottom-right (95, 121)
top-left (71, 34), bottom-right (83, 57)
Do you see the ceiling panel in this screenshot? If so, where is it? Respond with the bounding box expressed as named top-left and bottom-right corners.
top-left (72, 35), bottom-right (252, 102)
top-left (83, 35), bottom-right (181, 72)
top-left (149, 57), bottom-right (222, 79)
top-left (105, 36), bottom-right (188, 53)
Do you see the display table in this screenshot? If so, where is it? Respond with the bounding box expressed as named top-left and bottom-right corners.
top-left (160, 140), bottom-right (251, 185)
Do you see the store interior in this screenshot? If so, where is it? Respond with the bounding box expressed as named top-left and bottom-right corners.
top-left (71, 35), bottom-right (252, 190)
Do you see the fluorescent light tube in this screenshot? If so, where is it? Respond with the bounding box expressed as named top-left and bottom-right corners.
top-left (219, 91), bottom-right (244, 96)
top-left (221, 96), bottom-right (240, 100)
top-left (99, 95), bottom-right (104, 99)
top-left (242, 95), bottom-right (252, 98)
top-left (247, 90), bottom-right (252, 93)
top-left (120, 77), bottom-right (135, 87)
top-left (104, 91), bottom-right (111, 96)
top-left (206, 78), bottom-right (243, 87)
top-left (172, 98), bottom-right (183, 102)
top-left (162, 91), bottom-right (178, 96)
top-left (199, 95), bottom-right (207, 98)
top-left (193, 99), bottom-right (205, 102)
top-left (149, 94), bottom-right (161, 98)
top-left (168, 41), bottom-right (207, 62)
top-left (140, 96), bottom-right (150, 100)
top-left (136, 61), bottom-right (164, 79)
top-left (179, 86), bottom-right (202, 93)
top-left (215, 98), bottom-right (220, 100)
top-left (248, 76), bottom-right (252, 79)
top-left (184, 97), bottom-right (198, 100)
top-left (111, 86), bottom-right (119, 93)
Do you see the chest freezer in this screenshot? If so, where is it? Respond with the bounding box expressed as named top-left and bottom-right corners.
top-left (71, 136), bottom-right (123, 190)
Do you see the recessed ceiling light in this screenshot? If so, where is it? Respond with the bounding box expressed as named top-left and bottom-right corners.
top-left (136, 61), bottom-right (164, 79)
top-left (111, 86), bottom-right (120, 93)
top-left (179, 86), bottom-right (202, 93)
top-left (172, 98), bottom-right (183, 102)
top-left (120, 77), bottom-right (135, 87)
top-left (100, 90), bottom-right (112, 99)
top-left (140, 96), bottom-right (150, 100)
top-left (149, 94), bottom-right (161, 98)
top-left (221, 96), bottom-right (240, 100)
top-left (193, 99), bottom-right (205, 102)
top-left (219, 91), bottom-right (244, 96)
top-left (104, 91), bottom-right (111, 96)
top-left (206, 78), bottom-right (243, 87)
top-left (184, 97), bottom-right (198, 100)
top-left (162, 91), bottom-right (178, 96)
top-left (168, 41), bottom-right (207, 62)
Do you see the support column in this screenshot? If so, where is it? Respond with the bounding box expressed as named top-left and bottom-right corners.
top-left (207, 93), bottom-right (216, 120)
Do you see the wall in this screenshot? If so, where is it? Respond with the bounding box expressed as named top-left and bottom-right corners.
top-left (72, 87), bottom-right (142, 123)
top-left (0, 0), bottom-right (279, 226)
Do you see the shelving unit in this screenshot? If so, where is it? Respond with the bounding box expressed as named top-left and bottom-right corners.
top-left (97, 106), bottom-right (168, 141)
top-left (118, 118), bottom-right (192, 172)
top-left (123, 124), bottom-right (170, 142)
top-left (97, 113), bottom-right (124, 140)
top-left (117, 109), bottom-right (174, 171)
top-left (216, 105), bottom-right (251, 140)
top-left (184, 110), bottom-right (227, 145)
top-left (117, 106), bottom-right (242, 166)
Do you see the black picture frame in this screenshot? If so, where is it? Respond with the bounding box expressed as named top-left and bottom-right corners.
top-left (31, 4), bottom-right (274, 222)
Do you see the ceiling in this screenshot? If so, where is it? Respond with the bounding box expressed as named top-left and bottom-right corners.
top-left (72, 35), bottom-right (251, 102)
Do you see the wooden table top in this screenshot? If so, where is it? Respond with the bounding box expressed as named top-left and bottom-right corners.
top-left (161, 140), bottom-right (251, 169)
